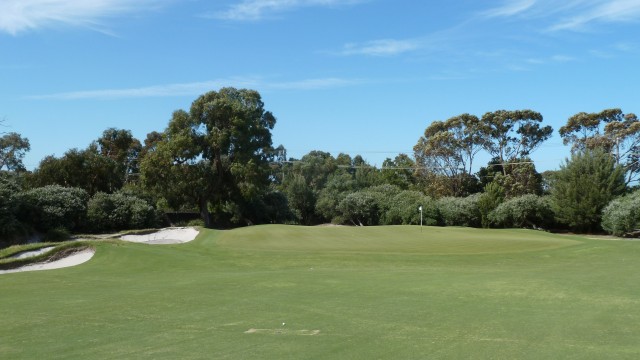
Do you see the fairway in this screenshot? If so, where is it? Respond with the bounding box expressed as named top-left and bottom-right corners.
top-left (1, 225), bottom-right (639, 359)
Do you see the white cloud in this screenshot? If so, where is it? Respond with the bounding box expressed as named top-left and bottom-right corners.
top-left (26, 77), bottom-right (361, 100)
top-left (213, 0), bottom-right (362, 21)
top-left (481, 0), bottom-right (640, 31)
top-left (550, 0), bottom-right (640, 30)
top-left (338, 39), bottom-right (422, 57)
top-left (0, 0), bottom-right (162, 35)
top-left (483, 0), bottom-right (536, 18)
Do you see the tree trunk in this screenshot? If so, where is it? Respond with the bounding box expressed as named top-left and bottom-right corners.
top-left (199, 197), bottom-right (211, 228)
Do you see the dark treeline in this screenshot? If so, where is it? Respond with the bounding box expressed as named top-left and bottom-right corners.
top-left (2, 88), bottom-right (639, 246)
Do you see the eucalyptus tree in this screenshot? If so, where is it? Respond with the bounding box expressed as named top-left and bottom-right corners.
top-left (479, 109), bottom-right (552, 175)
top-left (0, 132), bottom-right (30, 172)
top-left (140, 88), bottom-right (277, 227)
top-left (95, 128), bottom-right (142, 183)
top-left (559, 108), bottom-right (640, 185)
top-left (414, 114), bottom-right (486, 196)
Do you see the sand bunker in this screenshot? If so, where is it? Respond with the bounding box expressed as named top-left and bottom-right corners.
top-left (0, 227), bottom-right (198, 275)
top-left (0, 249), bottom-right (95, 275)
top-left (119, 227), bottom-right (199, 244)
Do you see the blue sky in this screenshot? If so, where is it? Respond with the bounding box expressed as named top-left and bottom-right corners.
top-left (2, 0), bottom-right (640, 172)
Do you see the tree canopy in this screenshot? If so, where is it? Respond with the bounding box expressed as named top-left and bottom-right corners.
top-left (0, 132), bottom-right (30, 172)
top-left (480, 110), bottom-right (552, 174)
top-left (560, 108), bottom-right (640, 185)
top-left (140, 87), bottom-right (276, 227)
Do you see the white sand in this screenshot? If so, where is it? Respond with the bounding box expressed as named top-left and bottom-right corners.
top-left (119, 227), bottom-right (199, 244)
top-left (0, 249), bottom-right (95, 275)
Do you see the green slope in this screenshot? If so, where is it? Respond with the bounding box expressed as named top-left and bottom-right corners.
top-left (1, 225), bottom-right (639, 359)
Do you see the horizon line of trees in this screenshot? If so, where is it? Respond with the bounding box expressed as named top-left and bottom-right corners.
top-left (2, 88), bottom-right (640, 247)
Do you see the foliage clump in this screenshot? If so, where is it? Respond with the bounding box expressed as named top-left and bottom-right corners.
top-left (601, 191), bottom-right (640, 237)
top-left (436, 194), bottom-right (482, 228)
top-left (87, 191), bottom-right (160, 232)
top-left (489, 195), bottom-right (553, 229)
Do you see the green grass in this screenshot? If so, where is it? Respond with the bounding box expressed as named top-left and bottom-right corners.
top-left (1, 225), bottom-right (639, 359)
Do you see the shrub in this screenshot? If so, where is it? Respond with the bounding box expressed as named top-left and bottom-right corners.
top-left (601, 191), bottom-right (640, 237)
top-left (87, 191), bottom-right (159, 232)
top-left (21, 185), bottom-right (89, 232)
top-left (436, 194), bottom-right (482, 228)
top-left (187, 219), bottom-right (205, 227)
top-left (337, 191), bottom-right (379, 226)
top-left (489, 194), bottom-right (554, 229)
top-left (383, 190), bottom-right (439, 226)
top-left (45, 227), bottom-right (71, 242)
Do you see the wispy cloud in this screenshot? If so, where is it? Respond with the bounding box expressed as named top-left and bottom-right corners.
top-left (550, 0), bottom-right (640, 31)
top-left (269, 77), bottom-right (360, 90)
top-left (481, 0), bottom-right (640, 31)
top-left (0, 0), bottom-right (163, 35)
top-left (211, 0), bottom-right (362, 21)
top-left (337, 38), bottom-right (422, 57)
top-left (26, 77), bottom-right (362, 100)
top-left (483, 0), bottom-right (536, 18)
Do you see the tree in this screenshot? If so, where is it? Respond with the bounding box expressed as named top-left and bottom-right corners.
top-left (316, 172), bottom-right (356, 223)
top-left (380, 154), bottom-right (416, 190)
top-left (140, 88), bottom-right (276, 227)
top-left (559, 108), bottom-right (640, 185)
top-left (0, 132), bottom-right (30, 171)
top-left (95, 128), bottom-right (142, 184)
top-left (0, 173), bottom-right (28, 243)
top-left (480, 110), bottom-right (552, 175)
top-left (280, 151), bottom-right (338, 224)
top-left (414, 114), bottom-right (486, 196)
top-left (551, 149), bottom-right (625, 232)
top-left (477, 182), bottom-right (504, 228)
top-left (30, 145), bottom-right (121, 195)
top-left (489, 158), bottom-right (543, 198)
top-left (285, 173), bottom-right (317, 225)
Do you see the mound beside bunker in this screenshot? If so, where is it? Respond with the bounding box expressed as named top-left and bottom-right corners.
top-left (120, 227), bottom-right (199, 244)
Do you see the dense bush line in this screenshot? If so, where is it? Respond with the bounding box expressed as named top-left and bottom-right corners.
top-left (3, 90), bottom-right (639, 245)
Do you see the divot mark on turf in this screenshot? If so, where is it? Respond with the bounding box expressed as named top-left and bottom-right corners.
top-left (244, 328), bottom-right (320, 336)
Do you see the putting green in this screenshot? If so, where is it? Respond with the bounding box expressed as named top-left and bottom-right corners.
top-left (215, 225), bottom-right (580, 254)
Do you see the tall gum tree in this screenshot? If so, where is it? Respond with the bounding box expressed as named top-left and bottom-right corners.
top-left (0, 132), bottom-right (30, 172)
top-left (559, 108), bottom-right (640, 185)
top-left (414, 113), bottom-right (487, 197)
top-left (480, 110), bottom-right (552, 176)
top-left (140, 88), bottom-right (276, 227)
